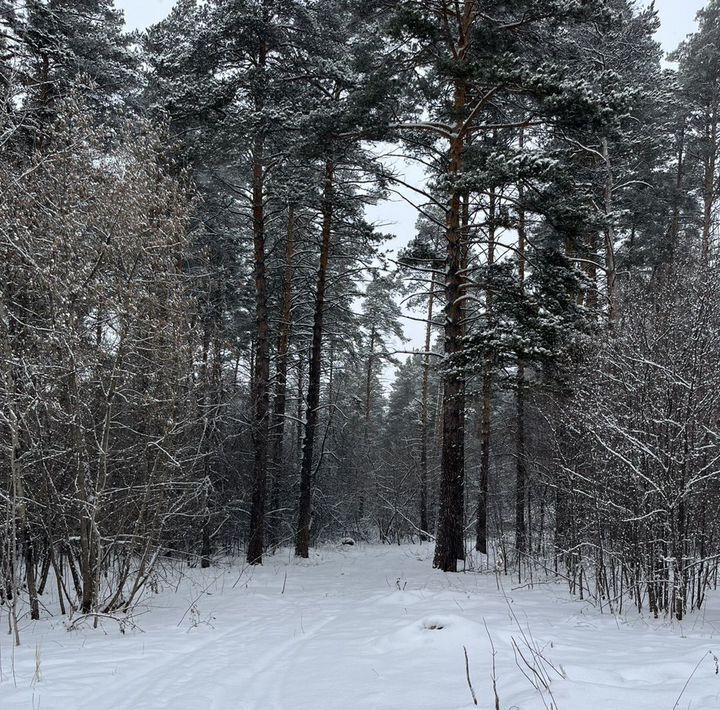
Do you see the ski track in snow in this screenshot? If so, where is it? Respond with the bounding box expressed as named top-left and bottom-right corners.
top-left (3, 544), bottom-right (720, 709)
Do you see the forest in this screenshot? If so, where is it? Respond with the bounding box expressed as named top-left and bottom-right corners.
top-left (3, 0), bottom-right (720, 672)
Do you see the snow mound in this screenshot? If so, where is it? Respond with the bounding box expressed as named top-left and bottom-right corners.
top-left (372, 613), bottom-right (485, 655)
top-left (420, 615), bottom-right (453, 631)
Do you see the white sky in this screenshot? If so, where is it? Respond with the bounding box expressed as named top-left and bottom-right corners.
top-left (118, 1), bottom-right (706, 51)
top-left (116, 0), bottom-right (709, 363)
top-left (648, 0), bottom-right (706, 52)
top-left (118, 0), bottom-right (175, 30)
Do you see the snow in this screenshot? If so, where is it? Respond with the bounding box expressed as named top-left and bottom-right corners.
top-left (2, 544), bottom-right (720, 709)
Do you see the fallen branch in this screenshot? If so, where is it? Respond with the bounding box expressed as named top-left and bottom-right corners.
top-left (65, 612), bottom-right (142, 634)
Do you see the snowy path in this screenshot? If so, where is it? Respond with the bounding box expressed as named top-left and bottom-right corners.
top-left (3, 544), bottom-right (720, 709)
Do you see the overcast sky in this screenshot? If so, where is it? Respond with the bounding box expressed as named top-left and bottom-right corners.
top-left (648, 0), bottom-right (707, 52)
top-left (117, 0), bottom-right (174, 30)
top-left (118, 0), bottom-right (707, 50)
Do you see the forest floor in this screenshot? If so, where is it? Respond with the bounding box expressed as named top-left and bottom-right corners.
top-left (2, 543), bottom-right (720, 709)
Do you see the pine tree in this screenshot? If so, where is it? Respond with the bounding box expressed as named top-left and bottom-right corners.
top-left (386, 0), bottom-right (619, 571)
top-left (10, 0), bottom-right (137, 148)
top-left (674, 0), bottom-right (720, 263)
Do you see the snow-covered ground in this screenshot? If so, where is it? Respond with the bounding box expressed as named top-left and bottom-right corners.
top-left (2, 544), bottom-right (720, 709)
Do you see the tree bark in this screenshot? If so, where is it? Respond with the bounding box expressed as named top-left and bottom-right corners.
top-left (667, 116), bottom-right (686, 254)
top-left (476, 189), bottom-right (496, 554)
top-left (515, 132), bottom-right (527, 555)
top-left (434, 0), bottom-right (480, 571)
top-left (247, 40), bottom-right (271, 563)
top-left (268, 204), bottom-right (296, 547)
top-left (601, 136), bottom-right (618, 324)
top-left (419, 271), bottom-right (436, 540)
top-left (702, 104), bottom-right (718, 264)
top-left (295, 160), bottom-right (334, 558)
top-left (434, 75), bottom-right (468, 572)
top-left (358, 326), bottom-right (376, 521)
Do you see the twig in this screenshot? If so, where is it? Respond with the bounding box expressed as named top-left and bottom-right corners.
top-left (463, 645), bottom-right (478, 706)
top-left (672, 650), bottom-right (718, 710)
top-left (484, 620), bottom-right (501, 710)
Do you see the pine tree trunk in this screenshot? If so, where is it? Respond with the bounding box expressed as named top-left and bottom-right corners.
top-left (601, 136), bottom-right (618, 324)
top-left (515, 361), bottom-right (527, 554)
top-left (295, 354), bottom-right (305, 462)
top-left (199, 321), bottom-right (221, 567)
top-left (364, 328), bottom-right (375, 437)
top-left (359, 327), bottom-right (376, 522)
top-left (434, 75), bottom-right (467, 572)
top-left (702, 106), bottom-right (717, 264)
top-left (476, 189), bottom-right (496, 554)
top-left (419, 272), bottom-right (436, 540)
top-left (268, 205), bottom-right (296, 547)
top-left (667, 116), bottom-right (686, 253)
top-left (295, 160), bottom-right (334, 558)
top-left (247, 46), bottom-right (271, 562)
top-left (515, 137), bottom-right (528, 555)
